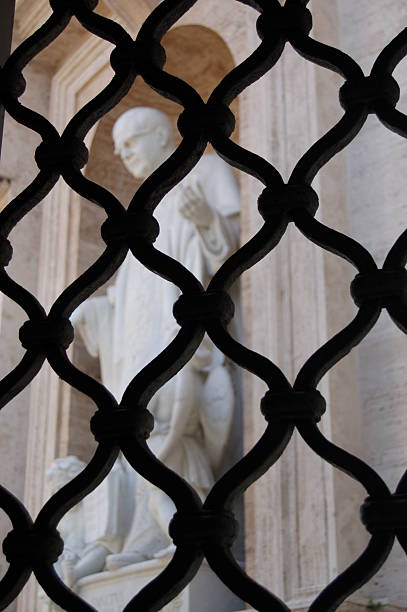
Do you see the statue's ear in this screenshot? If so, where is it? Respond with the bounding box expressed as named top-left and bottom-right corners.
top-left (155, 126), bottom-right (169, 147)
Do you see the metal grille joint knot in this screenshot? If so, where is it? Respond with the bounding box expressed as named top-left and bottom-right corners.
top-left (258, 184), bottom-right (319, 221)
top-left (350, 270), bottom-right (407, 307)
top-left (261, 390), bottom-right (326, 424)
top-left (361, 495), bottom-right (407, 534)
top-left (339, 74), bottom-right (400, 113)
top-left (3, 527), bottom-right (63, 565)
top-left (90, 407), bottom-right (155, 443)
top-left (101, 212), bottom-right (160, 246)
top-left (19, 318), bottom-right (74, 351)
top-left (169, 510), bottom-right (238, 549)
top-left (173, 291), bottom-right (235, 327)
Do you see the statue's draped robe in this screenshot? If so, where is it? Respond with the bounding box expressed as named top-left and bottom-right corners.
top-left (75, 154), bottom-right (240, 558)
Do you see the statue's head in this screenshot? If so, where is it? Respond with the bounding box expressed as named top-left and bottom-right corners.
top-left (113, 107), bottom-right (175, 179)
top-left (47, 456), bottom-right (86, 495)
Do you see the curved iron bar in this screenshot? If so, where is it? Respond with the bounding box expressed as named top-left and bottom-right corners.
top-left (371, 28), bottom-right (407, 77)
top-left (121, 440), bottom-right (201, 516)
top-left (308, 534), bottom-right (394, 612)
top-left (0, 269), bottom-right (45, 320)
top-left (124, 546), bottom-right (203, 612)
top-left (0, 563), bottom-right (32, 611)
top-left (0, 11), bottom-right (69, 141)
top-left (0, 486), bottom-right (33, 609)
top-left (384, 229), bottom-right (407, 269)
top-left (290, 108), bottom-right (368, 185)
top-left (0, 271), bottom-right (46, 407)
top-left (209, 37), bottom-right (285, 107)
top-left (130, 243), bottom-right (204, 296)
top-left (121, 324), bottom-right (205, 409)
top-left (0, 350), bottom-right (44, 411)
top-left (208, 217), bottom-right (288, 291)
top-left (211, 133), bottom-right (284, 187)
top-left (205, 545), bottom-right (289, 612)
top-left (295, 303), bottom-right (381, 389)
top-left (34, 563), bottom-right (96, 612)
top-left (297, 423), bottom-right (393, 609)
top-left (128, 137), bottom-right (207, 216)
top-left (395, 472), bottom-right (407, 554)
top-left (34, 445), bottom-right (120, 608)
top-left (376, 105), bottom-right (407, 138)
top-left (61, 168), bottom-right (125, 216)
top-left (290, 32), bottom-right (364, 80)
top-left (206, 320), bottom-right (290, 391)
top-left (50, 246), bottom-right (127, 318)
top-left (382, 232), bottom-right (407, 332)
top-left (46, 345), bottom-right (117, 414)
top-left (206, 422), bottom-right (293, 510)
top-left (294, 209), bottom-right (377, 272)
top-left (298, 422), bottom-right (390, 497)
top-left (0, 171), bottom-right (60, 235)
top-left (36, 444), bottom-right (119, 529)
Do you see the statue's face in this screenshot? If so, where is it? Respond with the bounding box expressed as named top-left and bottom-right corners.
top-left (115, 128), bottom-right (166, 179)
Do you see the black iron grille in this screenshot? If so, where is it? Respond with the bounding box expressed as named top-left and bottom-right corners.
top-left (0, 0), bottom-right (406, 610)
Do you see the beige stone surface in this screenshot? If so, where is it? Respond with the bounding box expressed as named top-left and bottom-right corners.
top-left (241, 1), bottom-right (343, 604)
top-left (337, 0), bottom-right (407, 606)
top-left (0, 62), bottom-right (51, 612)
top-left (240, 0), bottom-right (394, 607)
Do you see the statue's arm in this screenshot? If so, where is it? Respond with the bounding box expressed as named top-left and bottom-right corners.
top-left (178, 159), bottom-right (240, 271)
top-left (195, 210), bottom-right (239, 269)
top-left (156, 370), bottom-right (196, 464)
top-left (70, 296), bottom-right (108, 358)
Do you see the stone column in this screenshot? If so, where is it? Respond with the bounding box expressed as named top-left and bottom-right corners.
top-left (337, 1), bottom-right (407, 607)
top-left (0, 0), bottom-right (15, 156)
top-left (18, 36), bottom-right (113, 612)
top-left (241, 1), bottom-right (366, 608)
top-left (0, 62), bottom-right (51, 611)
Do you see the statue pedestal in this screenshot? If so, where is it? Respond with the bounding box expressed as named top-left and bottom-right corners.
top-left (76, 558), bottom-right (242, 611)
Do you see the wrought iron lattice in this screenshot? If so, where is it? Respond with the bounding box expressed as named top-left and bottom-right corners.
top-left (0, 0), bottom-right (406, 610)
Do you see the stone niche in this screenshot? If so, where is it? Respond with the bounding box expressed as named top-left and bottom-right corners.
top-left (29, 17), bottom-right (245, 612)
top-left (68, 22), bottom-right (239, 463)
top-left (12, 1), bottom-right (252, 609)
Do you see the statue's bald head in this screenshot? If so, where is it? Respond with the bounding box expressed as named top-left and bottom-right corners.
top-left (113, 107), bottom-right (173, 149)
top-left (112, 107), bottom-right (175, 179)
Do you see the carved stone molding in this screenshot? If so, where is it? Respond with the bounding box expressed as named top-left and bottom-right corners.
top-left (14, 0), bottom-right (52, 42)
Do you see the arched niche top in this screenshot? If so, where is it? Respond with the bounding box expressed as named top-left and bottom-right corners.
top-left (162, 24), bottom-right (236, 102)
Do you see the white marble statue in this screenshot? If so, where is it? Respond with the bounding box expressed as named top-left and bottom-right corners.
top-left (44, 456), bottom-right (132, 592)
top-left (46, 456), bottom-right (87, 584)
top-left (70, 107), bottom-right (240, 576)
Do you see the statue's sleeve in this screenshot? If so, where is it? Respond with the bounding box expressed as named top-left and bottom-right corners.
top-left (71, 296), bottom-right (108, 358)
top-left (197, 211), bottom-right (240, 272)
top-left (196, 156), bottom-right (240, 272)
